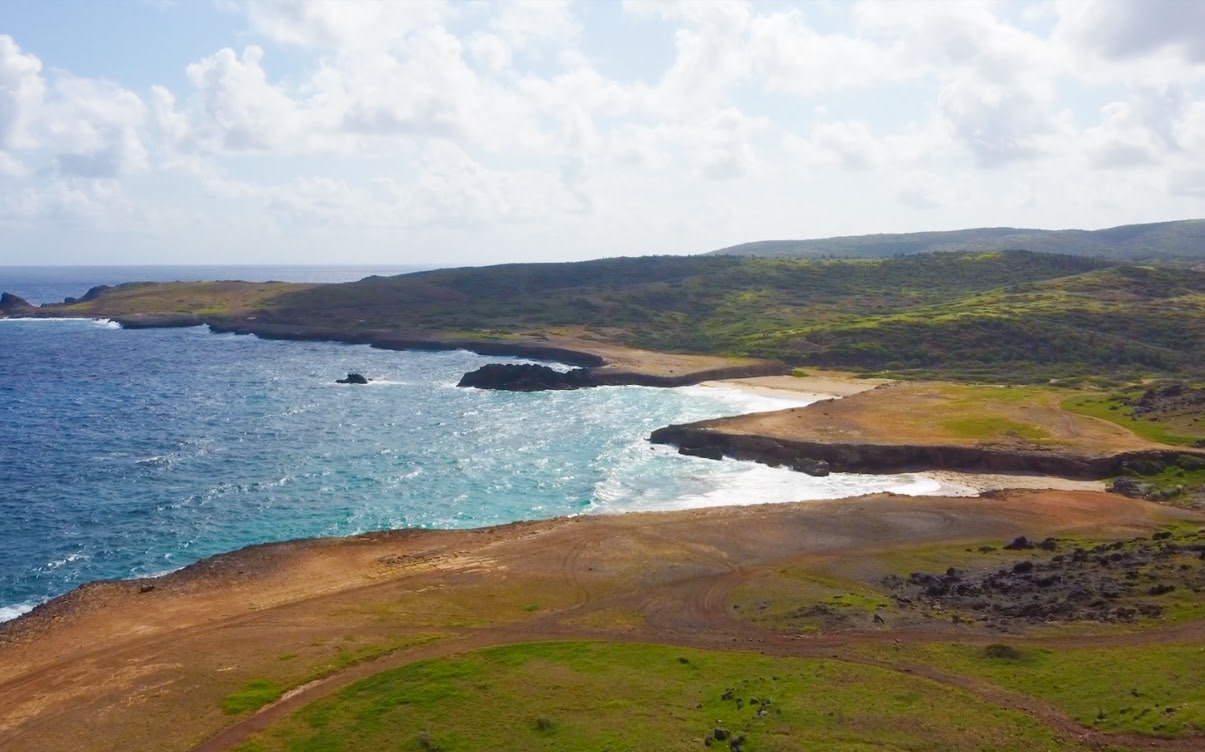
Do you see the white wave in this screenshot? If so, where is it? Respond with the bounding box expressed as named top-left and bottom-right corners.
top-left (607, 458), bottom-right (955, 515)
top-left (45, 552), bottom-right (87, 570)
top-left (0, 601), bottom-right (39, 622)
top-left (92, 318), bottom-right (121, 329)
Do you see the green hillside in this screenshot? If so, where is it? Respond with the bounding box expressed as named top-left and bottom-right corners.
top-left (711, 219), bottom-right (1205, 261)
top-left (254, 250), bottom-right (1203, 383)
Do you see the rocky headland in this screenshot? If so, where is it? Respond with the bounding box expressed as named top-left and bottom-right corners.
top-left (650, 381), bottom-right (1205, 483)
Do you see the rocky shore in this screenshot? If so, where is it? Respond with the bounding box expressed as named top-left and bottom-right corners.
top-left (649, 423), bottom-right (1205, 479)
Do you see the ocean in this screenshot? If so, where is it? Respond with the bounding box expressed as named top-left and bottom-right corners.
top-left (0, 266), bottom-right (941, 622)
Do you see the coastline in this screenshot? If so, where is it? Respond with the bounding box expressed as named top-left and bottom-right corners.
top-left (3, 317), bottom-right (1204, 751)
top-left (3, 488), bottom-right (1201, 752)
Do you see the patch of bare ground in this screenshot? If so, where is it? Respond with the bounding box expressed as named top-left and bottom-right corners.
top-left (1, 490), bottom-right (1203, 752)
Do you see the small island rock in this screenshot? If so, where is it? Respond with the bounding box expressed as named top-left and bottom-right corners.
top-left (336, 373), bottom-right (369, 384)
top-left (457, 363), bottom-right (598, 391)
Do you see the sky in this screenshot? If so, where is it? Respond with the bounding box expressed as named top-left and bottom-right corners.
top-left (1, 0), bottom-right (1204, 266)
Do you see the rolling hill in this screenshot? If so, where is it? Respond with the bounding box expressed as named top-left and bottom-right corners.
top-left (710, 219), bottom-right (1205, 260)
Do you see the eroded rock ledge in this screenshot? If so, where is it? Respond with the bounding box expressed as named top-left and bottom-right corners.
top-left (648, 423), bottom-right (1205, 479)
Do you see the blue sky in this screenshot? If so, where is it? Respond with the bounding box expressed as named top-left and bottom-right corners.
top-left (1, 0), bottom-right (1203, 266)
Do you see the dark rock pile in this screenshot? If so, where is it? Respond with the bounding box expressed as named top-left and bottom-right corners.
top-left (884, 531), bottom-right (1205, 629)
top-left (1128, 384), bottom-right (1205, 421)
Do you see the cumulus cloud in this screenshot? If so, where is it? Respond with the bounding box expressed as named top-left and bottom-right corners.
top-left (0, 35), bottom-right (45, 150)
top-left (750, 9), bottom-right (912, 95)
top-left (3, 2), bottom-right (1205, 264)
top-left (0, 35), bottom-right (148, 178)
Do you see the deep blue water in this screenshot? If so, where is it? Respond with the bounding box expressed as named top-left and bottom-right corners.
top-left (0, 267), bottom-right (938, 621)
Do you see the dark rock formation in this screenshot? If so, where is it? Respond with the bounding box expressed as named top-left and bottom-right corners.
top-left (679, 444), bottom-right (724, 460)
top-left (885, 529), bottom-right (1205, 626)
top-left (1128, 383), bottom-right (1205, 420)
top-left (336, 373), bottom-right (369, 384)
top-left (0, 292), bottom-right (36, 315)
top-left (648, 423), bottom-right (1205, 479)
top-left (457, 363), bottom-right (598, 391)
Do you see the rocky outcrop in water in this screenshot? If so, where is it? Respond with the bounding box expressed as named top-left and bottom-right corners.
top-left (458, 363), bottom-right (598, 391)
top-left (0, 292), bottom-right (35, 316)
top-left (336, 373), bottom-right (369, 385)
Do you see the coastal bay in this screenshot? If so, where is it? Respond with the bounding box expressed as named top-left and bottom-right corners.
top-left (2, 265), bottom-right (1204, 751)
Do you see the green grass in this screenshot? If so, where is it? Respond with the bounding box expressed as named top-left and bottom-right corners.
top-left (869, 642), bottom-right (1205, 737)
top-left (940, 416), bottom-right (1051, 443)
top-left (223, 678), bottom-right (285, 715)
top-left (1062, 394), bottom-right (1201, 446)
top-left (235, 641), bottom-right (1091, 751)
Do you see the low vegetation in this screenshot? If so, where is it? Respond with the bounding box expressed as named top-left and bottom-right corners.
top-left (232, 642), bottom-right (1085, 752)
top-left (223, 679), bottom-right (285, 715)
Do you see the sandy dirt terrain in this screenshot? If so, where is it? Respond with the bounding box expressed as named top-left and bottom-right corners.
top-left (0, 489), bottom-right (1201, 752)
top-left (691, 380), bottom-right (1177, 457)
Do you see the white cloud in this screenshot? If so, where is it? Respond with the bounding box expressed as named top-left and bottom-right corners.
top-left (241, 0), bottom-right (447, 51)
top-left (938, 75), bottom-right (1058, 167)
top-left (2, 1), bottom-right (1205, 265)
top-left (490, 0), bottom-right (579, 51)
top-left (632, 0), bottom-right (752, 116)
top-left (750, 9), bottom-right (913, 95)
top-left (184, 46), bottom-right (308, 152)
top-left (0, 150), bottom-right (25, 176)
top-left (788, 120), bottom-right (881, 170)
top-left (1, 178), bottom-right (133, 227)
top-left (0, 35), bottom-right (45, 150)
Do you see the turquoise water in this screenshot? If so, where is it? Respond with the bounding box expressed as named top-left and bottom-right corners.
top-left (0, 269), bottom-right (940, 621)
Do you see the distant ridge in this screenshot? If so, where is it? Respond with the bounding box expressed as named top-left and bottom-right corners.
top-left (709, 219), bottom-right (1205, 260)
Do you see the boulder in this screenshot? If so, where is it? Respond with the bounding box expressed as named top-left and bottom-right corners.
top-left (336, 373), bottom-right (369, 384)
top-left (792, 457), bottom-right (831, 476)
top-left (1108, 476), bottom-right (1153, 499)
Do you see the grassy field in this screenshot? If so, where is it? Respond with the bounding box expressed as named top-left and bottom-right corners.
top-left (232, 642), bottom-right (1088, 752)
top-left (856, 642), bottom-right (1205, 737)
top-left (1062, 393), bottom-right (1203, 447)
top-left (55, 280), bottom-right (313, 317)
